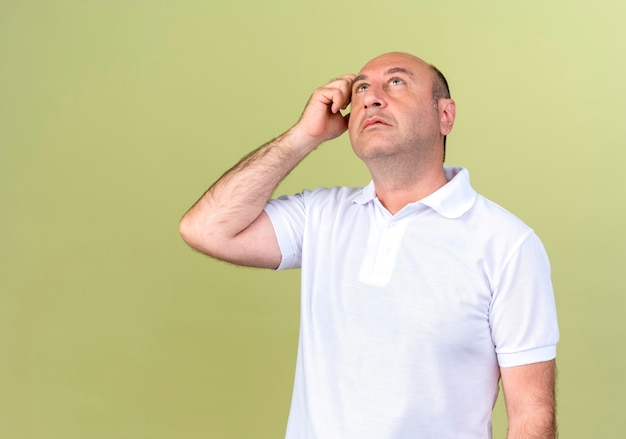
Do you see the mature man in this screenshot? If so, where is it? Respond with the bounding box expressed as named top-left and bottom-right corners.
top-left (179, 52), bottom-right (559, 438)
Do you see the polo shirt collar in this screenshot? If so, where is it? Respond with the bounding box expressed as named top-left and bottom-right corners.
top-left (353, 181), bottom-right (377, 205)
top-left (352, 166), bottom-right (477, 219)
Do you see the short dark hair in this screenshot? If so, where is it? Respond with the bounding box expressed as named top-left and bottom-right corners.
top-left (429, 64), bottom-right (451, 161)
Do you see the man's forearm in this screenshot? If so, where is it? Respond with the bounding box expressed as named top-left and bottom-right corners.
top-left (179, 128), bottom-right (314, 255)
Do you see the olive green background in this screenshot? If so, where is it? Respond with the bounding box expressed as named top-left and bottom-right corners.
top-left (1, 0), bottom-right (624, 437)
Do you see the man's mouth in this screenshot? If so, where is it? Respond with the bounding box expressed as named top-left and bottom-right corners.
top-left (362, 117), bottom-right (390, 131)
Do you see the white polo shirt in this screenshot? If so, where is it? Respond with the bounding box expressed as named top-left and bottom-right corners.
top-left (264, 166), bottom-right (559, 439)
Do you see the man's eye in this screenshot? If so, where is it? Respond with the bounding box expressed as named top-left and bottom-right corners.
top-left (389, 78), bottom-right (404, 87)
top-left (355, 84), bottom-right (369, 93)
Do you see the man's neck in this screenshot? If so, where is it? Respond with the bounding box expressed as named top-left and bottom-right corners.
top-left (369, 163), bottom-right (448, 215)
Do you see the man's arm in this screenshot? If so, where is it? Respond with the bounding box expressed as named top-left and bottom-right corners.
top-left (500, 359), bottom-right (557, 439)
top-left (179, 74), bottom-right (356, 268)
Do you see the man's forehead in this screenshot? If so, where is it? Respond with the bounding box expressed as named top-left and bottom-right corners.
top-left (356, 52), bottom-right (430, 78)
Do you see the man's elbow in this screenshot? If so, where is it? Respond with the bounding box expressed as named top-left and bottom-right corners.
top-left (507, 409), bottom-right (557, 439)
top-left (178, 214), bottom-right (213, 255)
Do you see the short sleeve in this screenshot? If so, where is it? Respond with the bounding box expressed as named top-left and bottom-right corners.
top-left (264, 192), bottom-right (307, 270)
top-left (490, 232), bottom-right (560, 367)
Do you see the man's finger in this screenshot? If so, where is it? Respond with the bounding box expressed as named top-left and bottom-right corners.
top-left (325, 75), bottom-right (355, 113)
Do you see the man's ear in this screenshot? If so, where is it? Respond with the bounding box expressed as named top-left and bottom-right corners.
top-left (439, 99), bottom-right (456, 136)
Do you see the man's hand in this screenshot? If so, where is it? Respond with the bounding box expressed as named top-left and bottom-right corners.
top-left (290, 74), bottom-right (356, 151)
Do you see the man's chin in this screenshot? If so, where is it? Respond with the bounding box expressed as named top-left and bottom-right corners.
top-left (352, 143), bottom-right (397, 162)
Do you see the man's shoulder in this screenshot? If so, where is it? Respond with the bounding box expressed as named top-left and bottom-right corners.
top-left (268, 185), bottom-right (369, 217)
top-left (471, 192), bottom-right (534, 235)
top-left (300, 184), bottom-right (371, 205)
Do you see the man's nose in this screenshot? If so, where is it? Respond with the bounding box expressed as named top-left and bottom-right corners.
top-left (362, 86), bottom-right (387, 109)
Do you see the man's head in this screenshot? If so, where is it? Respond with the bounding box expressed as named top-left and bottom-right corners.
top-left (347, 52), bottom-right (455, 165)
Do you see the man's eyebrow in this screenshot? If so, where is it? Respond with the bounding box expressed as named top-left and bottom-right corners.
top-left (352, 67), bottom-right (414, 85)
top-left (353, 74), bottom-right (367, 84)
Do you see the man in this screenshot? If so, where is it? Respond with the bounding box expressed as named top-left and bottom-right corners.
top-left (179, 52), bottom-right (559, 438)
